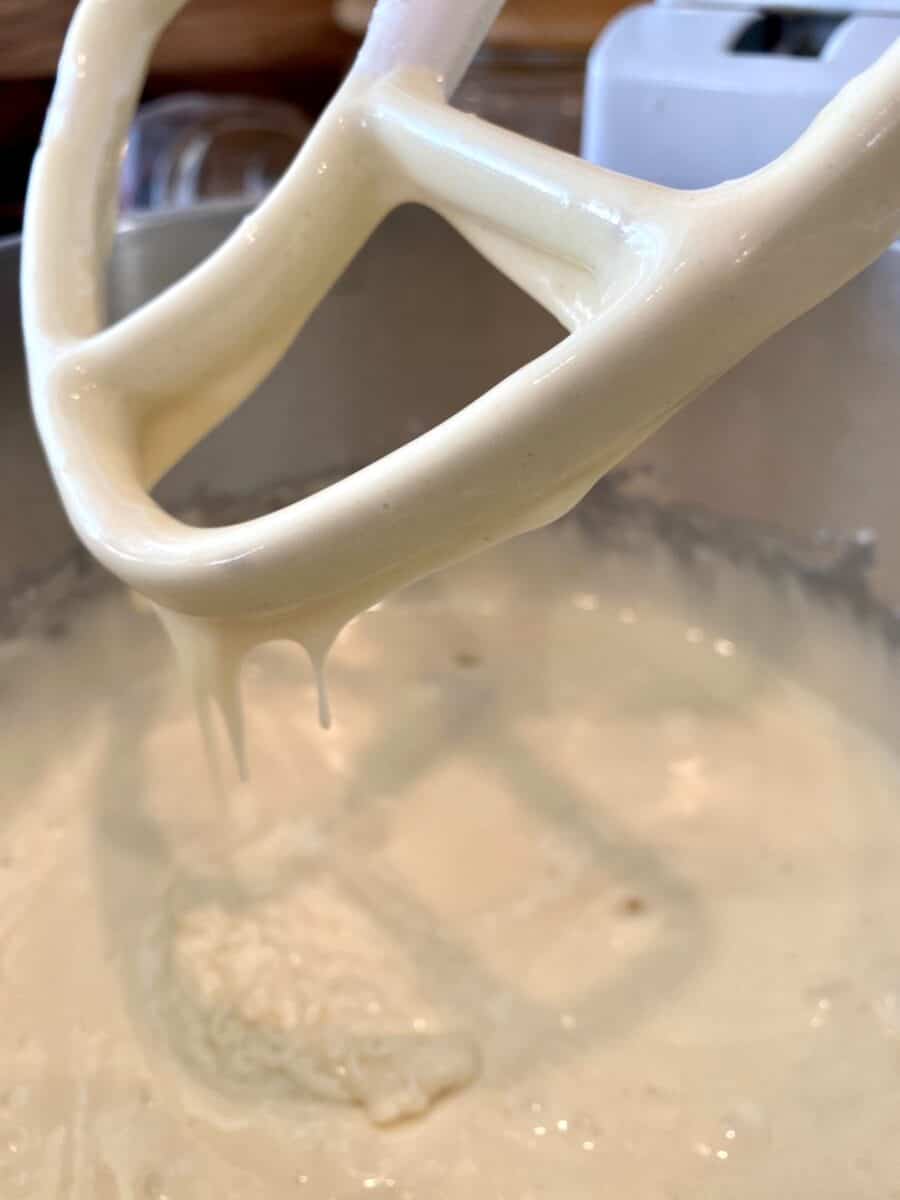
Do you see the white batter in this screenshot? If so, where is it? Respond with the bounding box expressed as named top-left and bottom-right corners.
top-left (3, 517), bottom-right (900, 1197)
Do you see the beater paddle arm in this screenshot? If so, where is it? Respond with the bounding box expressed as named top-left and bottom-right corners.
top-left (21, 0), bottom-right (900, 623)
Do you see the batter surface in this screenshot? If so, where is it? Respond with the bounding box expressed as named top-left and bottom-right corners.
top-left (3, 516), bottom-right (900, 1197)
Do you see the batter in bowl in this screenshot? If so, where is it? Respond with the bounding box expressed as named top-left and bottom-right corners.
top-left (2, 504), bottom-right (900, 1197)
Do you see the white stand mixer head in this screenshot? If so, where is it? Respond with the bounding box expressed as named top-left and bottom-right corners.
top-left (20, 0), bottom-right (900, 683)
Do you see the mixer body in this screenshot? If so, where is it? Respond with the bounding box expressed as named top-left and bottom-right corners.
top-left (584, 0), bottom-right (900, 598)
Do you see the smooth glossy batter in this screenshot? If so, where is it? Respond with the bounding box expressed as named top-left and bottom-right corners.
top-left (3, 520), bottom-right (900, 1197)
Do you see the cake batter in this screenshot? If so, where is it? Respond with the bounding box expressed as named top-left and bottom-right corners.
top-left (2, 515), bottom-right (900, 1196)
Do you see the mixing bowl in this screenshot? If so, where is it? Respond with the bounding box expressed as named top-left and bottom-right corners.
top-left (4, 202), bottom-right (900, 1196)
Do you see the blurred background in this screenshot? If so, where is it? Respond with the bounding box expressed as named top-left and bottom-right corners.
top-left (0, 0), bottom-right (628, 236)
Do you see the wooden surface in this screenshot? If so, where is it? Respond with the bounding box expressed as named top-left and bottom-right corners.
top-left (0, 0), bottom-right (353, 80)
top-left (0, 0), bottom-right (629, 80)
top-left (336, 0), bottom-right (629, 50)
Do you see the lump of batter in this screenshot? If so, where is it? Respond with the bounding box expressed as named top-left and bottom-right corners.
top-left (162, 878), bottom-right (479, 1124)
